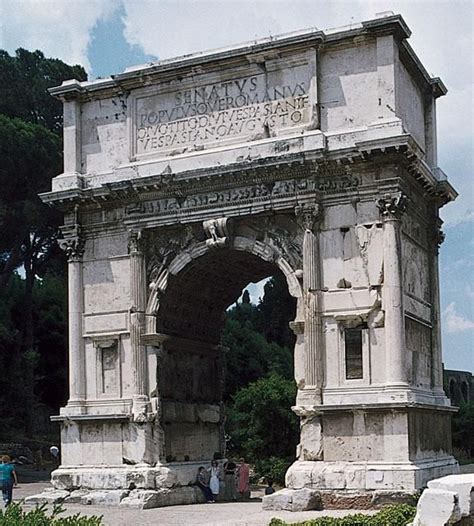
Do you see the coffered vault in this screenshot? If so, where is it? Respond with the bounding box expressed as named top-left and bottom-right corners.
top-left (38, 13), bottom-right (458, 509)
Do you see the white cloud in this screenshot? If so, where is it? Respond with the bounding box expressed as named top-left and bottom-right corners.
top-left (443, 302), bottom-right (474, 333)
top-left (121, 0), bottom-right (369, 61)
top-left (0, 0), bottom-right (117, 71)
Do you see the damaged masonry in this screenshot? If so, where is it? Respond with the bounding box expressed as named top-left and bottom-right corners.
top-left (32, 14), bottom-right (458, 510)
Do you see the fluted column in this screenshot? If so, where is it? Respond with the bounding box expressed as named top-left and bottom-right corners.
top-left (128, 229), bottom-right (149, 416)
top-left (59, 225), bottom-right (86, 406)
top-left (295, 202), bottom-right (324, 404)
top-left (431, 218), bottom-right (445, 392)
top-left (377, 193), bottom-right (408, 386)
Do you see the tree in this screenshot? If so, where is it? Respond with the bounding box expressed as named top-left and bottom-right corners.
top-left (0, 48), bottom-right (86, 436)
top-left (256, 273), bottom-right (296, 349)
top-left (226, 373), bottom-right (299, 463)
top-left (0, 48), bottom-right (86, 134)
top-left (452, 402), bottom-right (474, 459)
top-left (223, 305), bottom-right (293, 399)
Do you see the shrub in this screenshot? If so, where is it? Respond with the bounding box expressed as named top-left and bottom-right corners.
top-left (253, 456), bottom-right (293, 486)
top-left (268, 504), bottom-right (416, 526)
top-left (0, 503), bottom-right (103, 525)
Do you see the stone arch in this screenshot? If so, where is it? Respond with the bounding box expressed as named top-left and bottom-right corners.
top-left (145, 233), bottom-right (303, 334)
top-left (143, 231), bottom-right (302, 462)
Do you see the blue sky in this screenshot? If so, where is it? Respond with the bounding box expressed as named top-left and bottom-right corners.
top-left (1, 0), bottom-right (472, 371)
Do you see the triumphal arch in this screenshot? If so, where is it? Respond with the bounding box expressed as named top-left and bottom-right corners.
top-left (42, 14), bottom-right (458, 508)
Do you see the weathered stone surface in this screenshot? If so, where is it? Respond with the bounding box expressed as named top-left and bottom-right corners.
top-left (81, 490), bottom-right (130, 506)
top-left (120, 487), bottom-right (204, 509)
top-left (411, 488), bottom-right (462, 526)
top-left (25, 489), bottom-right (70, 505)
top-left (428, 474), bottom-right (474, 518)
top-left (64, 489), bottom-right (90, 503)
top-left (262, 488), bottom-right (321, 512)
top-left (371, 490), bottom-right (419, 508)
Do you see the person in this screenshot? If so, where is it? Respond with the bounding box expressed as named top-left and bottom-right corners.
top-left (265, 478), bottom-right (275, 495)
top-left (196, 466), bottom-right (214, 503)
top-left (223, 458), bottom-right (237, 501)
top-left (208, 460), bottom-right (221, 501)
top-left (237, 457), bottom-right (250, 499)
top-left (0, 455), bottom-right (18, 507)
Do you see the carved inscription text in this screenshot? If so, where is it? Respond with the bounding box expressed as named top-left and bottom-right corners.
top-left (135, 68), bottom-right (312, 154)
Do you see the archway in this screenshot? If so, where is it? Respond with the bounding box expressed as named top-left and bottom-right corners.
top-left (145, 232), bottom-right (302, 463)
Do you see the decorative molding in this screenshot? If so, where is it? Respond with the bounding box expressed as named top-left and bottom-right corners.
top-left (376, 192), bottom-right (409, 220)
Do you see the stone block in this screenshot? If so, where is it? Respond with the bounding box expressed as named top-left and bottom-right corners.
top-left (197, 404), bottom-right (220, 423)
top-left (411, 488), bottom-right (462, 526)
top-left (428, 474), bottom-right (474, 518)
top-left (371, 490), bottom-right (419, 508)
top-left (25, 489), bottom-right (70, 505)
top-left (262, 488), bottom-right (321, 512)
top-left (120, 487), bottom-right (205, 509)
top-left (64, 489), bottom-right (90, 503)
top-left (81, 490), bottom-right (129, 506)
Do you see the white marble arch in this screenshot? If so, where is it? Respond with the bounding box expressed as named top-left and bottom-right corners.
top-left (145, 234), bottom-right (303, 335)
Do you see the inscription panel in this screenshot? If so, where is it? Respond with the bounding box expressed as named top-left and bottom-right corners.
top-left (133, 50), bottom-right (317, 156)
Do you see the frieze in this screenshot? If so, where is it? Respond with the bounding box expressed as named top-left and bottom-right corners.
top-left (124, 174), bottom-right (360, 218)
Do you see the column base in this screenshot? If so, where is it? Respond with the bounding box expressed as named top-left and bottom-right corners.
top-left (263, 457), bottom-right (459, 511)
top-left (286, 458), bottom-right (459, 493)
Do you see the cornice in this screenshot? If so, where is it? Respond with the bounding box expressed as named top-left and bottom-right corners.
top-left (40, 138), bottom-right (456, 213)
top-left (48, 15), bottom-right (439, 103)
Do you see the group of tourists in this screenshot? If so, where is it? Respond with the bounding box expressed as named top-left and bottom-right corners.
top-left (0, 455), bottom-right (18, 507)
top-left (196, 457), bottom-right (250, 503)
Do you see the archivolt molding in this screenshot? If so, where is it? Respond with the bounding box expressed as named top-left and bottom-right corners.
top-left (144, 220), bottom-right (303, 333)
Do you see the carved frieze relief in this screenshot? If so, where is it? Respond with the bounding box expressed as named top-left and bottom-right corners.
top-left (122, 172), bottom-right (361, 220)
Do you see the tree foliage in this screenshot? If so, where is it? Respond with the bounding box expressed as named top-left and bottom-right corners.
top-left (0, 48), bottom-right (86, 134)
top-left (226, 373), bottom-right (299, 462)
top-left (0, 115), bottom-right (62, 287)
top-left (0, 48), bottom-right (85, 437)
top-left (452, 401), bottom-right (474, 458)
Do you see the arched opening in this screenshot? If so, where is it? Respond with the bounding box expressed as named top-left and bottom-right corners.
top-left (152, 246), bottom-right (298, 464)
top-left (461, 381), bottom-right (469, 403)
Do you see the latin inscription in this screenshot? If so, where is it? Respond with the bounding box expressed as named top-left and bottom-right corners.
top-left (135, 72), bottom-right (312, 154)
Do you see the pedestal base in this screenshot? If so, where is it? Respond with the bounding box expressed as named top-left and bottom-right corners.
top-left (262, 457), bottom-right (460, 511)
top-left (26, 462), bottom-right (220, 509)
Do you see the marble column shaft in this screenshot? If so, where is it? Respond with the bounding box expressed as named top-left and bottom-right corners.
top-left (378, 194), bottom-right (408, 386)
top-left (129, 231), bottom-right (148, 399)
top-left (59, 230), bottom-right (86, 404)
top-left (430, 220), bottom-right (445, 391)
top-left (297, 203), bottom-right (324, 402)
